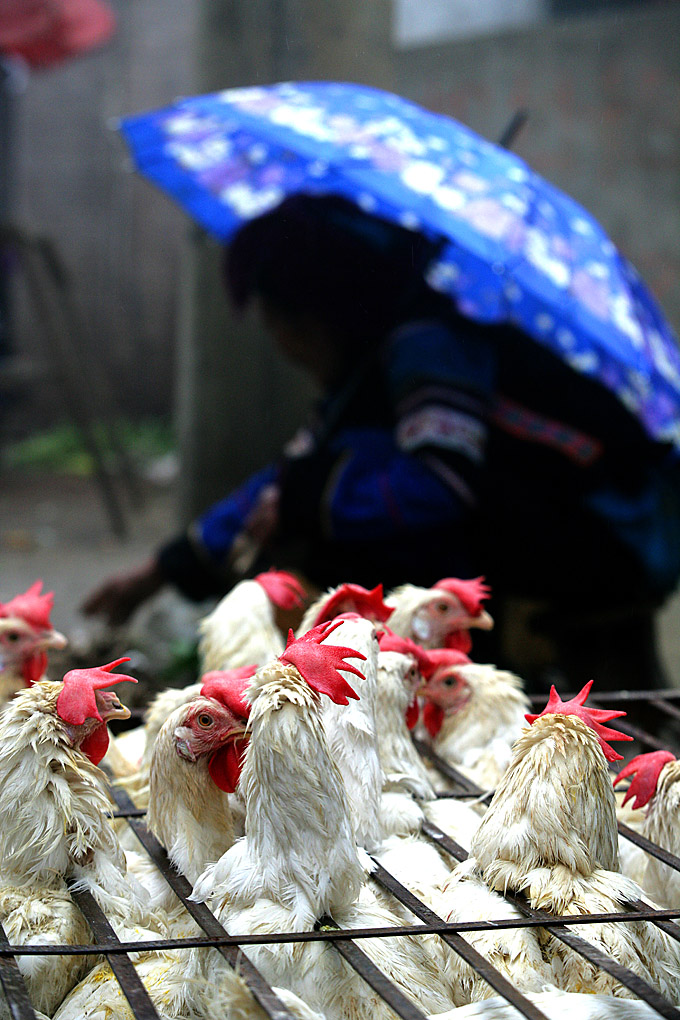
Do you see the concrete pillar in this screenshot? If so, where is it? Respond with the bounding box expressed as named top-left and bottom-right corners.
top-left (176, 0), bottom-right (394, 523)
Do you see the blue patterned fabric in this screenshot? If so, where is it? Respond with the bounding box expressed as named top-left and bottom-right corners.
top-left (120, 81), bottom-right (680, 450)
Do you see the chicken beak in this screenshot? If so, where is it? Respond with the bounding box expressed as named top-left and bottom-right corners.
top-left (40, 628), bottom-right (68, 650)
top-left (471, 609), bottom-right (494, 631)
top-left (95, 689), bottom-right (131, 723)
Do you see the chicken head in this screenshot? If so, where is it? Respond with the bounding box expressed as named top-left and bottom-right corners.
top-left (56, 658), bottom-right (136, 765)
top-left (0, 580), bottom-right (67, 687)
top-left (174, 695), bottom-right (249, 793)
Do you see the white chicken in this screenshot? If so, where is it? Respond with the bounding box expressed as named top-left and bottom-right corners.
top-left (55, 676), bottom-right (254, 1020)
top-left (199, 568), bottom-right (307, 672)
top-left (440, 682), bottom-right (680, 1002)
top-left (0, 659), bottom-right (166, 1016)
top-left (191, 622), bottom-right (458, 1020)
top-left (432, 985), bottom-right (667, 1018)
top-left (127, 674), bottom-right (251, 915)
top-left (0, 580), bottom-right (67, 705)
top-left (613, 749), bottom-right (680, 906)
top-left (420, 650), bottom-right (530, 790)
top-left (111, 568), bottom-right (303, 773)
top-left (385, 576), bottom-right (493, 654)
top-left (297, 581), bottom-right (394, 635)
top-left (374, 632), bottom-right (482, 864)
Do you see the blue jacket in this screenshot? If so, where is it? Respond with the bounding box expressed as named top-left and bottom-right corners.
top-left (158, 316), bottom-right (680, 606)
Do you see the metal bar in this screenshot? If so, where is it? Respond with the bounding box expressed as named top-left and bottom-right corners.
top-left (67, 885), bottom-right (161, 1020)
top-left (618, 822), bottom-right (680, 874)
top-left (627, 899), bottom-right (680, 945)
top-left (497, 109), bottom-right (529, 150)
top-left (317, 915), bottom-right (428, 1020)
top-left (0, 923), bottom-right (38, 1020)
top-left (109, 784), bottom-right (298, 1020)
top-left (650, 699), bottom-right (680, 724)
top-left (411, 738), bottom-right (493, 800)
top-left (422, 821), bottom-right (680, 1018)
top-left (369, 863), bottom-right (551, 1020)
top-left (5, 904), bottom-right (680, 957)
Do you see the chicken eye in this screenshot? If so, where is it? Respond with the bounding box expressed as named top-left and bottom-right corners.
top-left (5, 631), bottom-right (20, 643)
top-left (197, 713), bottom-right (214, 728)
top-left (436, 602), bottom-right (450, 614)
top-left (443, 676), bottom-right (456, 687)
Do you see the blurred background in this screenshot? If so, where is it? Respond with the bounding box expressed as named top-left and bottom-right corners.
top-left (1, 0), bottom-right (679, 680)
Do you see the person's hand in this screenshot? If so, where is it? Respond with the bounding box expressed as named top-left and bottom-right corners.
top-left (229, 485), bottom-right (281, 576)
top-left (80, 559), bottom-right (166, 627)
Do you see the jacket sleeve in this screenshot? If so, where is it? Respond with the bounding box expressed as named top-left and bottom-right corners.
top-left (157, 463), bottom-right (279, 600)
top-left (278, 318), bottom-right (495, 542)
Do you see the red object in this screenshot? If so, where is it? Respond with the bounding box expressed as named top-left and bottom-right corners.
top-left (311, 583), bottom-right (393, 627)
top-left (254, 570), bottom-right (306, 611)
top-left (525, 680), bottom-right (633, 763)
top-left (0, 0), bottom-right (116, 69)
top-left (200, 665), bottom-right (256, 719)
top-left (378, 628), bottom-right (433, 680)
top-left (433, 576), bottom-right (491, 617)
top-left (613, 750), bottom-right (676, 810)
top-left (56, 657), bottom-right (136, 765)
top-left (279, 619), bottom-right (365, 705)
top-left (0, 579), bottom-right (55, 631)
top-left (423, 701), bottom-right (445, 738)
top-left (405, 696), bottom-right (419, 730)
top-left (57, 657), bottom-right (135, 726)
top-left (208, 736), bottom-right (249, 793)
top-left (421, 647), bottom-right (471, 674)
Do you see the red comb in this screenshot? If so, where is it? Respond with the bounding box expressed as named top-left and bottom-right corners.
top-left (433, 576), bottom-right (491, 616)
top-left (279, 619), bottom-right (365, 705)
top-left (423, 648), bottom-right (472, 675)
top-left (312, 583), bottom-right (393, 626)
top-left (254, 570), bottom-right (306, 610)
top-left (56, 658), bottom-right (137, 726)
top-left (200, 665), bottom-right (256, 719)
top-left (0, 580), bottom-right (55, 630)
top-left (525, 681), bottom-right (633, 762)
top-left (613, 750), bottom-right (676, 809)
top-left (378, 628), bottom-right (433, 679)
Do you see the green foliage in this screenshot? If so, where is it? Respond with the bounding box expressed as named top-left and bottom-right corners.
top-left (4, 419), bottom-right (175, 475)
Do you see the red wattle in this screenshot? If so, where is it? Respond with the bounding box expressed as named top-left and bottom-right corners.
top-left (445, 631), bottom-right (472, 655)
top-left (423, 702), bottom-right (445, 738)
top-left (80, 723), bottom-right (110, 766)
top-left (208, 737), bottom-right (249, 793)
top-left (22, 651), bottom-right (47, 686)
top-left (405, 697), bottom-right (419, 730)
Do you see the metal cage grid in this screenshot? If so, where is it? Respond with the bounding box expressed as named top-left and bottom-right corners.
top-left (2, 687), bottom-right (680, 1020)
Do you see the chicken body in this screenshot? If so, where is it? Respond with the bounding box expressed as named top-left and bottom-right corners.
top-left (374, 649), bottom-right (481, 895)
top-left (423, 662), bottom-right (529, 791)
top-left (432, 985), bottom-right (667, 1018)
top-left (192, 656), bottom-right (458, 1020)
top-left (58, 693), bottom-right (250, 1020)
top-left (616, 753), bottom-right (680, 907)
top-left (442, 712), bottom-right (680, 1001)
top-left (0, 677), bottom-right (167, 1015)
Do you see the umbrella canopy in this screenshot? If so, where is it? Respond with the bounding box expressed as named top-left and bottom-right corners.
top-left (119, 81), bottom-right (680, 450)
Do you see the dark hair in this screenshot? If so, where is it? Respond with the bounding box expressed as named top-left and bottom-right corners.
top-left (224, 194), bottom-right (442, 343)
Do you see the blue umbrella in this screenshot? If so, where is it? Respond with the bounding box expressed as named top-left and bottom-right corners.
top-left (119, 81), bottom-right (680, 450)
